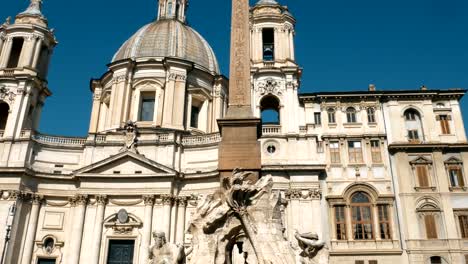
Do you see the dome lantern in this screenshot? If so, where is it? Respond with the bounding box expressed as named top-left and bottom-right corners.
top-left (157, 0), bottom-right (188, 23)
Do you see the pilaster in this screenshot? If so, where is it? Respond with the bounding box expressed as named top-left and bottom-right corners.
top-left (67, 194), bottom-right (88, 264)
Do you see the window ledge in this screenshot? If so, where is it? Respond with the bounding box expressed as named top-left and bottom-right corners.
top-left (414, 186), bottom-right (437, 192)
top-left (449, 186), bottom-right (467, 192)
top-left (343, 123), bottom-right (362, 127)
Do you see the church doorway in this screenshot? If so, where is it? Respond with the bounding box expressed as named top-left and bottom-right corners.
top-left (107, 240), bottom-right (135, 264)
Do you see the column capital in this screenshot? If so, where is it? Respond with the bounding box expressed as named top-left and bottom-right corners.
top-left (95, 195), bottom-right (107, 206)
top-left (143, 195), bottom-right (155, 206)
top-left (69, 194), bottom-right (88, 206)
top-left (161, 194), bottom-right (173, 206)
top-left (176, 196), bottom-right (188, 207)
top-left (30, 193), bottom-right (44, 205)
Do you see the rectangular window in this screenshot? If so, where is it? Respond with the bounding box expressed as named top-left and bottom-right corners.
top-left (348, 141), bottom-right (363, 163)
top-left (448, 166), bottom-right (465, 188)
top-left (7, 37), bottom-right (24, 68)
top-left (416, 165), bottom-right (430, 187)
top-left (408, 129), bottom-right (420, 142)
top-left (439, 115), bottom-right (451, 134)
top-left (352, 205), bottom-right (373, 240)
top-left (371, 140), bottom-right (382, 163)
top-left (139, 93), bottom-right (155, 122)
top-left (314, 112), bottom-right (322, 125)
top-left (367, 108), bottom-right (376, 123)
top-left (37, 259), bottom-right (56, 264)
top-left (425, 214), bottom-right (438, 239)
top-left (459, 215), bottom-right (468, 239)
top-left (369, 261), bottom-right (378, 264)
top-left (262, 28), bottom-right (275, 61)
top-left (191, 106), bottom-right (200, 128)
top-left (355, 261), bottom-right (365, 264)
top-left (327, 109), bottom-right (336, 124)
top-left (335, 206), bottom-right (346, 240)
top-left (465, 255), bottom-right (468, 264)
top-left (378, 205), bottom-right (391, 239)
top-left (329, 142), bottom-right (340, 164)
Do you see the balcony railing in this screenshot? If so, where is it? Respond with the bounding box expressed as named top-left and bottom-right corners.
top-left (262, 125), bottom-right (281, 135)
top-left (182, 133), bottom-right (221, 146)
top-left (33, 133), bottom-right (87, 146)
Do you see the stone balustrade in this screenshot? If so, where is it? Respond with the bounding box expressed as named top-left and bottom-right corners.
top-left (182, 133), bottom-right (221, 146)
top-left (262, 125), bottom-right (282, 135)
top-left (33, 133), bottom-right (87, 146)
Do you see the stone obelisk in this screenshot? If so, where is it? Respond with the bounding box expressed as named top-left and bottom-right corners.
top-left (218, 0), bottom-right (262, 181)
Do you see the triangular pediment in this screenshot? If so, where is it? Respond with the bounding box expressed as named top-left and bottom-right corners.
top-left (445, 156), bottom-right (463, 164)
top-left (410, 156), bottom-right (432, 165)
top-left (74, 151), bottom-right (176, 177)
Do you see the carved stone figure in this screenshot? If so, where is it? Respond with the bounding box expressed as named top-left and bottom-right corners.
top-left (148, 231), bottom-right (186, 264)
top-left (121, 121), bottom-right (138, 152)
top-left (294, 231), bottom-right (325, 259)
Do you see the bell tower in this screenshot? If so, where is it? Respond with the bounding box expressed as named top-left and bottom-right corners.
top-left (250, 0), bottom-right (302, 134)
top-left (157, 0), bottom-right (188, 23)
top-left (0, 0), bottom-right (57, 139)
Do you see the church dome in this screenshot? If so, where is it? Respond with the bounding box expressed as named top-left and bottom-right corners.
top-left (112, 19), bottom-right (220, 74)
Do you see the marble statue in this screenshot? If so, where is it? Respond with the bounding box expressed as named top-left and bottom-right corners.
top-left (148, 231), bottom-right (186, 264)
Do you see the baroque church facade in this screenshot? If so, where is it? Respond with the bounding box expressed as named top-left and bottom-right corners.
top-left (0, 0), bottom-right (467, 263)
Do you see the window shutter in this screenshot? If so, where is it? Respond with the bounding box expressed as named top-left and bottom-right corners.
top-left (369, 261), bottom-right (378, 264)
top-left (464, 255), bottom-right (468, 264)
top-left (447, 115), bottom-right (452, 121)
top-left (425, 215), bottom-right (437, 239)
top-left (457, 169), bottom-right (465, 187)
top-left (355, 261), bottom-right (365, 264)
top-left (436, 115), bottom-right (441, 121)
top-left (417, 166), bottom-right (430, 187)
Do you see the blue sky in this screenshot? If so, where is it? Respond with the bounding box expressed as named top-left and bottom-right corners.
top-left (1, 0), bottom-right (468, 136)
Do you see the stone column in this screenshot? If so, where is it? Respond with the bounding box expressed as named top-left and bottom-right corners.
top-left (0, 37), bottom-right (13, 68)
top-left (68, 195), bottom-right (88, 264)
top-left (176, 197), bottom-right (187, 244)
top-left (20, 194), bottom-right (43, 264)
top-left (345, 205), bottom-right (353, 240)
top-left (162, 195), bottom-right (173, 240)
top-left (89, 88), bottom-right (103, 134)
top-left (90, 195), bottom-right (107, 264)
top-left (186, 93), bottom-right (192, 128)
top-left (140, 195), bottom-right (155, 264)
top-left (20, 36), bottom-right (35, 67)
top-left (373, 205), bottom-right (381, 240)
top-left (31, 37), bottom-right (43, 68)
top-left (0, 35), bottom-right (5, 58)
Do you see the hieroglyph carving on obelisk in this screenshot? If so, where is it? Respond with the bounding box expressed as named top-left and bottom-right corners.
top-left (228, 0), bottom-right (251, 111)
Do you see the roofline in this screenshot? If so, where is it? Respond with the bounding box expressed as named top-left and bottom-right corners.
top-left (299, 89), bottom-right (467, 102)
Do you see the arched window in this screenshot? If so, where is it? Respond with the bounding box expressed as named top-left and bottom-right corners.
top-left (7, 37), bottom-right (24, 68)
top-left (404, 109), bottom-right (424, 142)
top-left (260, 95), bottom-right (280, 125)
top-left (167, 1), bottom-right (173, 16)
top-left (367, 107), bottom-right (376, 123)
top-left (0, 102), bottom-right (9, 130)
top-left (417, 199), bottom-right (442, 239)
top-left (327, 108), bottom-right (336, 124)
top-left (346, 107), bottom-right (357, 123)
top-left (351, 192), bottom-right (373, 240)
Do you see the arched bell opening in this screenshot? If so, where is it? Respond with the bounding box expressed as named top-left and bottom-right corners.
top-left (260, 95), bottom-right (280, 125)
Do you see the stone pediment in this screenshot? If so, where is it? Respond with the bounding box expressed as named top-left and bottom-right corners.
top-left (74, 151), bottom-right (176, 177)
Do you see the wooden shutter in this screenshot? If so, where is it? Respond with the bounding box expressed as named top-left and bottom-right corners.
top-left (417, 165), bottom-right (430, 187)
top-left (464, 255), bottom-right (468, 264)
top-left (369, 261), bottom-right (378, 264)
top-left (460, 215), bottom-right (468, 239)
top-left (355, 261), bottom-right (365, 264)
top-left (425, 215), bottom-right (438, 239)
top-left (457, 168), bottom-right (465, 187)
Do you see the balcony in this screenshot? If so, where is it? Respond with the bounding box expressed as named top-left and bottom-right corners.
top-left (262, 124), bottom-right (281, 135)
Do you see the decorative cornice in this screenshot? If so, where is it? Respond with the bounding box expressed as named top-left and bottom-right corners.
top-left (285, 188), bottom-right (322, 200)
